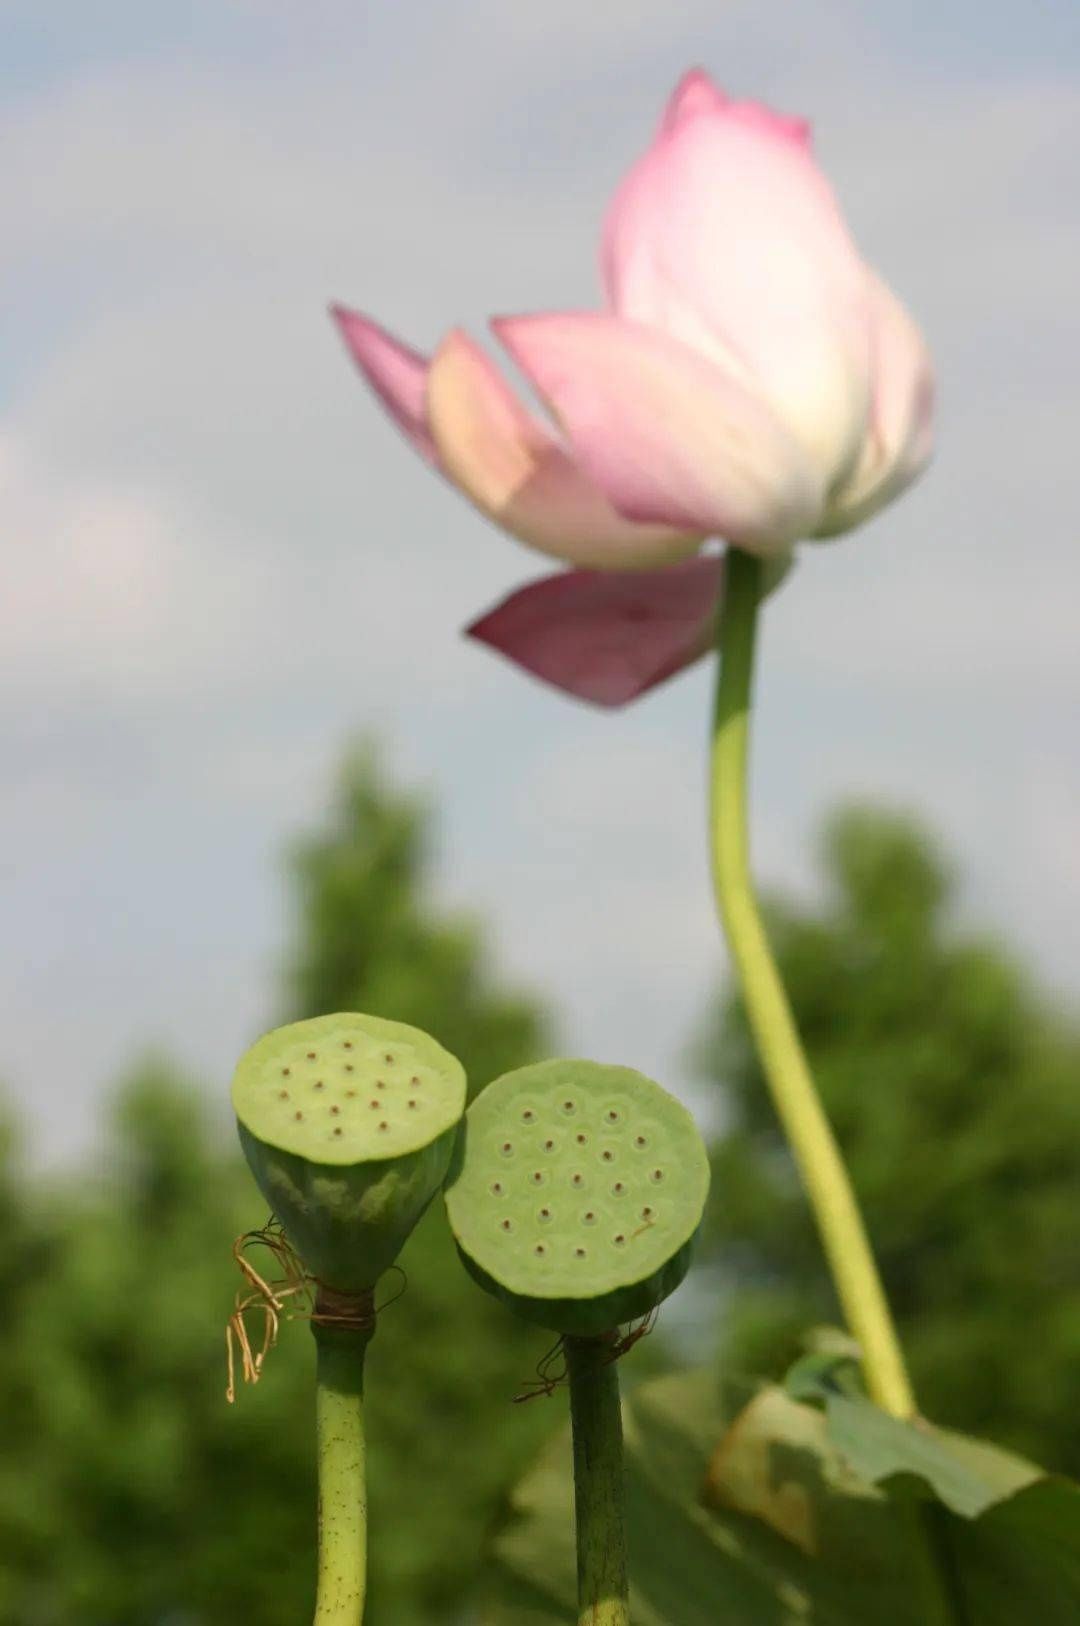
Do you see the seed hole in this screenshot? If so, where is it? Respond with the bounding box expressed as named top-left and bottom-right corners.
top-left (410, 1075), bottom-right (421, 1086)
top-left (378, 1121), bottom-right (389, 1132)
top-left (613, 1233), bottom-right (626, 1246)
top-left (582, 1211), bottom-right (596, 1225)
top-left (641, 1206), bottom-right (654, 1219)
top-left (543, 1138), bottom-right (555, 1151)
top-left (306, 1051), bottom-right (316, 1060)
top-left (534, 1243), bottom-right (546, 1257)
top-left (294, 1111), bottom-right (304, 1121)
top-left (530, 1171), bottom-right (544, 1185)
top-left (574, 1247), bottom-right (587, 1258)
top-left (384, 1053), bottom-right (395, 1064)
top-left (538, 1207), bottom-right (552, 1222)
top-left (571, 1173), bottom-right (584, 1189)
top-left (651, 1168), bottom-right (665, 1184)
top-left (601, 1150), bottom-right (615, 1163)
top-left (576, 1133), bottom-right (587, 1145)
top-left (278, 1090), bottom-right (289, 1100)
top-left (343, 1041), bottom-right (353, 1050)
top-left (634, 1135), bottom-right (647, 1148)
top-left (345, 1089), bottom-right (357, 1098)
top-left (376, 1080), bottom-right (386, 1090)
top-left (522, 1109), bottom-right (536, 1123)
top-left (612, 1182), bottom-right (626, 1196)
top-left (501, 1219), bottom-right (513, 1232)
top-left (408, 1099), bottom-right (418, 1109)
top-left (562, 1100), bottom-right (576, 1115)
top-left (369, 1100), bottom-right (380, 1109)
top-left (330, 1105), bottom-right (341, 1116)
top-left (313, 1080), bottom-right (325, 1091)
top-left (606, 1110), bottom-right (620, 1123)
top-left (501, 1141), bottom-right (514, 1156)
top-left (333, 1127), bottom-right (343, 1137)
top-left (281, 1067), bottom-right (291, 1077)
top-left (491, 1181), bottom-right (503, 1195)
top-left (345, 1064), bottom-right (354, 1073)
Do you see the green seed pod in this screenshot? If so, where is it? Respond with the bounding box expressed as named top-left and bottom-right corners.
top-left (444, 1058), bottom-right (710, 1336)
top-left (233, 1012), bottom-right (466, 1290)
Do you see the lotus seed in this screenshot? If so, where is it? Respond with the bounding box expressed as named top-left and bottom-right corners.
top-left (614, 1233), bottom-right (626, 1246)
top-left (543, 1138), bottom-right (555, 1151)
top-left (343, 1041), bottom-right (353, 1050)
top-left (562, 1100), bottom-right (575, 1113)
top-left (651, 1168), bottom-right (665, 1183)
top-left (491, 1182), bottom-right (503, 1195)
top-left (583, 1211), bottom-right (596, 1224)
top-left (294, 1111), bottom-right (304, 1121)
top-left (612, 1182), bottom-right (625, 1195)
top-left (333, 1127), bottom-right (343, 1138)
top-left (408, 1099), bottom-right (418, 1109)
top-left (281, 1067), bottom-right (291, 1077)
top-left (571, 1173), bottom-right (584, 1188)
top-left (501, 1141), bottom-right (513, 1154)
top-left (384, 1053), bottom-right (395, 1063)
top-left (606, 1110), bottom-right (620, 1123)
top-left (378, 1121), bottom-right (389, 1132)
top-left (314, 1080), bottom-right (325, 1090)
top-left (641, 1206), bottom-right (653, 1219)
top-left (369, 1100), bottom-right (380, 1109)
top-left (522, 1109), bottom-right (536, 1123)
top-left (346, 1089), bottom-right (356, 1098)
top-left (576, 1133), bottom-right (587, 1145)
top-left (534, 1244), bottom-right (546, 1257)
top-left (539, 1207), bottom-right (552, 1221)
top-left (345, 1064), bottom-right (354, 1073)
top-left (278, 1090), bottom-right (289, 1100)
top-left (575, 1247), bottom-right (587, 1258)
top-left (330, 1105), bottom-right (341, 1116)
top-left (307, 1051), bottom-right (316, 1059)
top-left (635, 1135), bottom-right (647, 1148)
top-left (501, 1219), bottom-right (513, 1232)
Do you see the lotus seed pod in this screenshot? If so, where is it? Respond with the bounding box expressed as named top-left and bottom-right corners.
top-left (233, 1012), bottom-right (466, 1290)
top-left (444, 1058), bottom-right (710, 1336)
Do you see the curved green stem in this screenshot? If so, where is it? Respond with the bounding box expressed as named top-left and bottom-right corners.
top-left (313, 1301), bottom-right (375, 1626)
top-left (709, 546), bottom-right (915, 1419)
top-left (565, 1335), bottom-right (630, 1626)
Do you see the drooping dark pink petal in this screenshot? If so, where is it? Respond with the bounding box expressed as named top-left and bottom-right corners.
top-left (466, 554), bottom-right (726, 706)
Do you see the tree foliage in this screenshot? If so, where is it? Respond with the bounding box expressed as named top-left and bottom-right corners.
top-left (0, 747), bottom-right (554, 1624)
top-left (699, 805), bottom-right (1080, 1472)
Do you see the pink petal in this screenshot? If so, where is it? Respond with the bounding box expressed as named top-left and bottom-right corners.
top-left (660, 67), bottom-right (810, 148)
top-left (467, 554), bottom-right (725, 706)
top-left (330, 305), bottom-right (439, 465)
top-left (427, 329), bottom-right (702, 569)
top-left (603, 78), bottom-right (870, 487)
top-left (816, 273), bottom-right (935, 536)
top-left (492, 312), bottom-right (824, 554)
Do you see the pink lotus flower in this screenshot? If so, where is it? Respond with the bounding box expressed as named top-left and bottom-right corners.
top-left (333, 69), bottom-right (933, 706)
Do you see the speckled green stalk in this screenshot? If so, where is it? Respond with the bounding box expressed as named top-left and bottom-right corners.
top-left (710, 547), bottom-right (915, 1419)
top-left (313, 1308), bottom-right (373, 1626)
top-left (565, 1336), bottom-right (629, 1626)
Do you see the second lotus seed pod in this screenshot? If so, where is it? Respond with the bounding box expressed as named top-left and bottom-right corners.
top-left (444, 1058), bottom-right (710, 1336)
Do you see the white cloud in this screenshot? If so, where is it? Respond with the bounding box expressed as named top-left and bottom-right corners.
top-left (1, 2), bottom-right (1079, 1164)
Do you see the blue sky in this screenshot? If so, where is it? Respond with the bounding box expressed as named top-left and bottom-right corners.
top-left (3, 0), bottom-right (1079, 1162)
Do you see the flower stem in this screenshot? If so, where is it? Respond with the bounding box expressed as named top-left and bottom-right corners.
top-left (564, 1335), bottom-right (630, 1626)
top-left (312, 1295), bottom-right (375, 1626)
top-left (709, 546), bottom-right (915, 1419)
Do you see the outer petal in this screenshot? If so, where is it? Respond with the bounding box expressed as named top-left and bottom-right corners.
top-left (466, 555), bottom-right (725, 706)
top-left (426, 329), bottom-right (701, 569)
top-left (816, 273), bottom-right (935, 536)
top-left (492, 311), bottom-right (825, 555)
top-left (603, 70), bottom-right (871, 489)
top-left (331, 305), bottom-right (439, 464)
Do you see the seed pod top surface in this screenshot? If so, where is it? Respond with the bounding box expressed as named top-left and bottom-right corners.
top-left (232, 1012), bottom-right (466, 1168)
top-left (444, 1058), bottom-right (709, 1330)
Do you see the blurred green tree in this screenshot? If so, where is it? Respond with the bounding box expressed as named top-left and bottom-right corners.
top-left (699, 804), bottom-right (1080, 1472)
top-left (0, 747), bottom-right (554, 1625)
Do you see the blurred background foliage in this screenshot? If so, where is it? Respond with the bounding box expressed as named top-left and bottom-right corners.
top-left (1, 748), bottom-right (1078, 1622)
